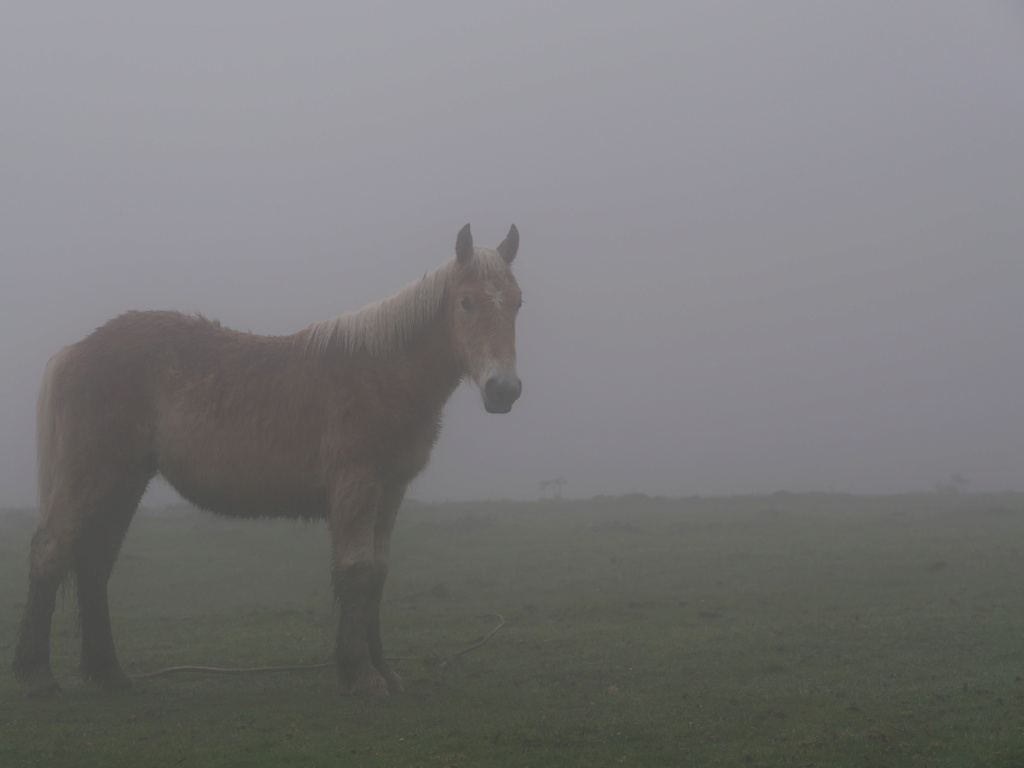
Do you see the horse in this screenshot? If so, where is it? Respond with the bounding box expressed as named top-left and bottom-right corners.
top-left (12, 223), bottom-right (523, 697)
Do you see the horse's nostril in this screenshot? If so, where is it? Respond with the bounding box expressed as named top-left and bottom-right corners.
top-left (484, 376), bottom-right (522, 412)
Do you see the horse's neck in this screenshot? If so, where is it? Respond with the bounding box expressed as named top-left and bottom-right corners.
top-left (387, 316), bottom-right (464, 411)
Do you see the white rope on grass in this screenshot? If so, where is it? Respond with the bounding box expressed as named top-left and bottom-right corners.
top-left (135, 613), bottom-right (506, 679)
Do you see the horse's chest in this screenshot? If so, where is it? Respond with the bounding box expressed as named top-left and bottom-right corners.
top-left (338, 403), bottom-right (441, 483)
top-left (382, 413), bottom-right (442, 482)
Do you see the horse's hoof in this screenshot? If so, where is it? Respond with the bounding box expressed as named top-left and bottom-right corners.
top-left (99, 677), bottom-right (134, 692)
top-left (351, 679), bottom-right (390, 697)
top-left (83, 667), bottom-right (134, 691)
top-left (22, 677), bottom-right (62, 698)
top-left (385, 670), bottom-right (405, 694)
top-left (347, 667), bottom-right (391, 698)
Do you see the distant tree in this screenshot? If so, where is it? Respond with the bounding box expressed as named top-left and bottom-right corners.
top-left (538, 476), bottom-right (566, 499)
top-left (935, 472), bottom-right (970, 495)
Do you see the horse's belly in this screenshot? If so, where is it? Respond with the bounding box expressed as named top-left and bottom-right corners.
top-left (156, 440), bottom-right (326, 519)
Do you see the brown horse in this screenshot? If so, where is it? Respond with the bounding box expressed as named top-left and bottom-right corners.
top-left (12, 223), bottom-right (523, 697)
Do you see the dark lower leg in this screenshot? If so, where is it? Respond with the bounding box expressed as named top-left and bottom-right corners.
top-left (76, 568), bottom-right (130, 688)
top-left (365, 566), bottom-right (386, 668)
top-left (333, 562), bottom-right (388, 695)
top-left (74, 503), bottom-right (139, 689)
top-left (366, 566), bottom-right (403, 692)
top-left (368, 485), bottom-right (404, 692)
top-left (12, 573), bottom-right (63, 695)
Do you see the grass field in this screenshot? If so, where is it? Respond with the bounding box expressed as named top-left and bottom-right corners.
top-left (3, 492), bottom-right (1024, 767)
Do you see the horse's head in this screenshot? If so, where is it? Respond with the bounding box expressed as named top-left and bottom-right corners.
top-left (448, 224), bottom-right (523, 414)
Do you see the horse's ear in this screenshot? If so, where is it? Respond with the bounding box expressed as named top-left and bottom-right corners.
top-left (496, 224), bottom-right (519, 264)
top-left (456, 224), bottom-right (473, 263)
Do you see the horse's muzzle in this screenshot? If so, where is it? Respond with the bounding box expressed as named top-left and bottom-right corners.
top-left (484, 375), bottom-right (522, 414)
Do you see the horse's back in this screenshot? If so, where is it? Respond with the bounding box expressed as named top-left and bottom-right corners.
top-left (83, 312), bottom-right (329, 517)
top-left (44, 312), bottom-right (186, 461)
top-left (44, 312), bottom-right (319, 510)
top-left (42, 309), bottom-right (435, 519)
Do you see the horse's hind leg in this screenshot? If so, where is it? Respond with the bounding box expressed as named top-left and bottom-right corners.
top-left (11, 511), bottom-right (76, 695)
top-left (12, 475), bottom-right (148, 694)
top-left (74, 477), bottom-right (149, 689)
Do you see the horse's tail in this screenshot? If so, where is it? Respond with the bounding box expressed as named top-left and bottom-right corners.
top-left (37, 347), bottom-right (70, 515)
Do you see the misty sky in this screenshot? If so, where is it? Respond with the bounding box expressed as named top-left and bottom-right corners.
top-left (2, 2), bottom-right (1023, 504)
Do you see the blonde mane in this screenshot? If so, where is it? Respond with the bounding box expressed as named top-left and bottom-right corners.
top-left (302, 249), bottom-right (510, 356)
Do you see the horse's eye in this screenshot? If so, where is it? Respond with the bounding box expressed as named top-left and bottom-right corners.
top-left (460, 297), bottom-right (473, 311)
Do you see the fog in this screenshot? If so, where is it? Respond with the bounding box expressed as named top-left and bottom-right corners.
top-left (2, 2), bottom-right (1022, 505)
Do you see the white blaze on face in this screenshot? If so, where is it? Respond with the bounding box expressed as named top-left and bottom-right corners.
top-left (469, 281), bottom-right (518, 395)
top-left (475, 339), bottom-right (515, 388)
top-left (452, 225), bottom-right (522, 412)
top-left (484, 284), bottom-right (504, 310)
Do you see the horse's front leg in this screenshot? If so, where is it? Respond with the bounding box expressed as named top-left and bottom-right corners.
top-left (367, 483), bottom-right (407, 694)
top-left (329, 474), bottom-right (389, 696)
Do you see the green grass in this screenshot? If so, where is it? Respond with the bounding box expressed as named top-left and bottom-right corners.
top-left (3, 492), bottom-right (1024, 767)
